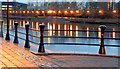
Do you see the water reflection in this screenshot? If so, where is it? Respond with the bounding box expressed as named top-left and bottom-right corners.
top-left (36, 22), bottom-right (39, 30)
top-left (58, 24), bottom-right (60, 36)
top-left (3, 19), bottom-right (119, 56)
top-left (113, 28), bottom-right (115, 38)
top-left (53, 23), bottom-right (55, 35)
top-left (76, 25), bottom-right (78, 37)
top-left (87, 27), bottom-right (89, 37)
top-left (64, 24), bottom-right (67, 36)
top-left (70, 25), bottom-right (72, 36)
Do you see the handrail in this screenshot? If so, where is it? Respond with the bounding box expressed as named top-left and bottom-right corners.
top-left (3, 24), bottom-right (120, 33)
top-left (2, 28), bottom-right (120, 40)
top-left (1, 22), bottom-right (120, 54)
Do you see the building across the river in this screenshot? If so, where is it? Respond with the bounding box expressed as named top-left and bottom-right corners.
top-left (1, 2), bottom-right (27, 11)
top-left (28, 0), bottom-right (86, 11)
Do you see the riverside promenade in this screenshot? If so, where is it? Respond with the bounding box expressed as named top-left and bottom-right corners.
top-left (0, 37), bottom-right (119, 68)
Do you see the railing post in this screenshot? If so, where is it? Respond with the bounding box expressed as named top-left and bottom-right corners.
top-left (24, 23), bottom-right (30, 48)
top-left (38, 24), bottom-right (45, 53)
top-left (13, 22), bottom-right (18, 44)
top-left (5, 0), bottom-right (10, 40)
top-left (0, 20), bottom-right (3, 37)
top-left (99, 25), bottom-right (106, 54)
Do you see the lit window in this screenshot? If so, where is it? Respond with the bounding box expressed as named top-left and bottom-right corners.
top-left (9, 5), bottom-right (12, 7)
top-left (2, 5), bottom-right (7, 7)
top-left (34, 4), bottom-right (36, 6)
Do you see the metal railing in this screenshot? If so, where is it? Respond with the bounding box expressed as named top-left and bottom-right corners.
top-left (0, 20), bottom-right (120, 55)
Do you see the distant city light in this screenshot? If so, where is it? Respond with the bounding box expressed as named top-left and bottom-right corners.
top-left (64, 10), bottom-right (68, 14)
top-left (27, 11), bottom-right (30, 14)
top-left (70, 10), bottom-right (74, 14)
top-left (113, 10), bottom-right (117, 13)
top-left (23, 11), bottom-right (25, 14)
top-left (53, 11), bottom-right (56, 14)
top-left (13, 11), bottom-right (15, 13)
top-left (99, 10), bottom-right (103, 14)
top-left (42, 11), bottom-right (45, 14)
top-left (9, 11), bottom-right (12, 13)
top-left (16, 11), bottom-right (18, 13)
top-left (76, 10), bottom-right (79, 13)
top-left (36, 11), bottom-right (39, 14)
top-left (32, 11), bottom-right (34, 13)
top-left (58, 10), bottom-right (61, 14)
top-left (20, 11), bottom-right (22, 13)
top-left (87, 10), bottom-right (90, 13)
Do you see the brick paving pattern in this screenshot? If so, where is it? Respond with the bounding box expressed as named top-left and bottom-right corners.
top-left (0, 37), bottom-right (119, 68)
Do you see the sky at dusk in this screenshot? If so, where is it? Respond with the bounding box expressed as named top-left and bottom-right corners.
top-left (0, 0), bottom-right (120, 4)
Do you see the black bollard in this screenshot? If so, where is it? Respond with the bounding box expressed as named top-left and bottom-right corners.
top-left (38, 24), bottom-right (45, 53)
top-left (24, 23), bottom-right (30, 48)
top-left (5, 1), bottom-right (10, 40)
top-left (13, 22), bottom-right (18, 44)
top-left (0, 20), bottom-right (3, 37)
top-left (99, 25), bottom-right (106, 54)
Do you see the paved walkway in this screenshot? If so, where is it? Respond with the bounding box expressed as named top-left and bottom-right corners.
top-left (0, 37), bottom-right (119, 68)
top-left (0, 40), bottom-right (38, 68)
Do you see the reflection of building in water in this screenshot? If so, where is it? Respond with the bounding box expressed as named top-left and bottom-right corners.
top-left (112, 28), bottom-right (115, 38)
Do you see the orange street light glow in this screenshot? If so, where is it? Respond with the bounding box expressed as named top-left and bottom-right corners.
top-left (49, 10), bottom-right (52, 13)
top-left (13, 11), bottom-right (15, 13)
top-left (32, 11), bottom-right (34, 13)
top-left (36, 11), bottom-right (39, 14)
top-left (23, 11), bottom-right (25, 14)
top-left (53, 11), bottom-right (56, 14)
top-left (58, 11), bottom-right (61, 14)
top-left (99, 10), bottom-right (102, 14)
top-left (64, 10), bottom-right (68, 14)
top-left (70, 10), bottom-right (74, 14)
top-left (16, 11), bottom-right (18, 13)
top-left (76, 10), bottom-right (79, 13)
top-left (27, 11), bottom-right (30, 14)
top-left (42, 11), bottom-right (45, 14)
top-left (113, 10), bottom-right (117, 13)
top-left (20, 11), bottom-right (22, 13)
top-left (9, 11), bottom-right (12, 13)
top-left (87, 10), bottom-right (90, 13)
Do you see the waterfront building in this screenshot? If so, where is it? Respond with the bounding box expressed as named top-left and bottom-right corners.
top-left (1, 2), bottom-right (27, 11)
top-left (28, 0), bottom-right (86, 11)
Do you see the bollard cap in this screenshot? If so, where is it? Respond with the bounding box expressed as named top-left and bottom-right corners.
top-left (39, 24), bottom-right (45, 28)
top-left (14, 22), bottom-right (18, 25)
top-left (25, 23), bottom-right (30, 26)
top-left (100, 25), bottom-right (106, 30)
top-left (25, 23), bottom-right (30, 27)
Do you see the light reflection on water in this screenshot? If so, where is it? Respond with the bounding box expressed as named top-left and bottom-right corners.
top-left (2, 19), bottom-right (120, 56)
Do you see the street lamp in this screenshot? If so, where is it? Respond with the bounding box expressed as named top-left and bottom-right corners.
top-left (87, 10), bottom-right (90, 14)
top-left (76, 10), bottom-right (79, 13)
top-left (5, 0), bottom-right (10, 40)
top-left (113, 10), bottom-right (117, 13)
top-left (70, 10), bottom-right (74, 14)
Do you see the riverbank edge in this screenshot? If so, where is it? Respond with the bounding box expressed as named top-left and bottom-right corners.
top-left (3, 16), bottom-right (120, 24)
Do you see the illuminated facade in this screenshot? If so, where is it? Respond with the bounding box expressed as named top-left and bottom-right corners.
top-left (28, 0), bottom-right (86, 10)
top-left (1, 2), bottom-right (27, 11)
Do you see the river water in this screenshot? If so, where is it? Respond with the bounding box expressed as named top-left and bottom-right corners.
top-left (2, 17), bottom-right (120, 56)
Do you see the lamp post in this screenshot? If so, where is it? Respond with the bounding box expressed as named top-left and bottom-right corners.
top-left (5, 0), bottom-right (10, 40)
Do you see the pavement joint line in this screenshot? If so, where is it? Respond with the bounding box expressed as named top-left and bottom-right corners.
top-left (31, 52), bottom-right (120, 58)
top-left (0, 37), bottom-right (119, 67)
top-left (0, 38), bottom-right (60, 67)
